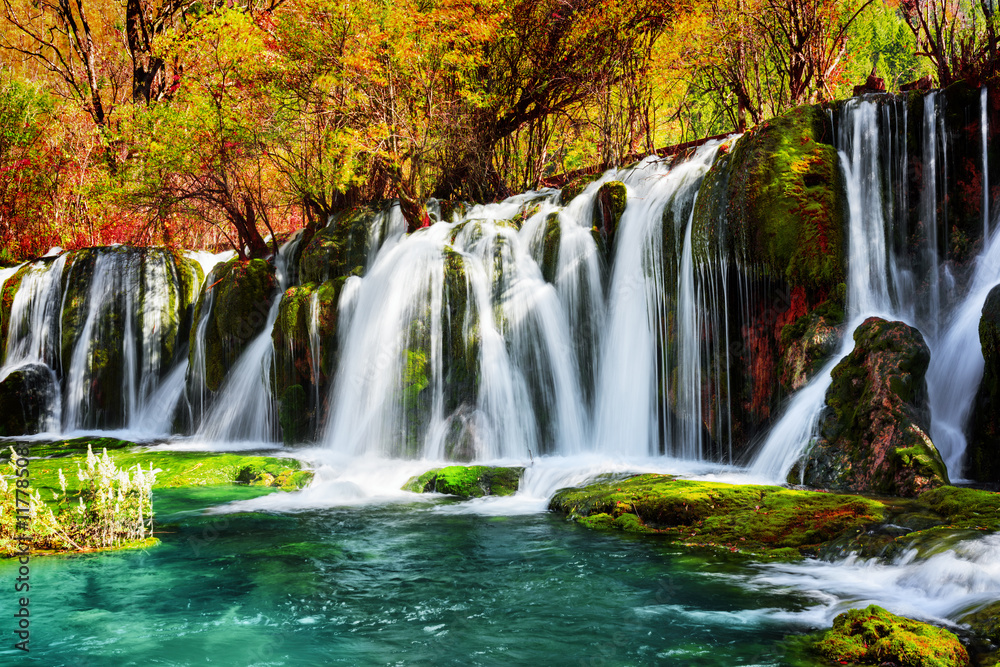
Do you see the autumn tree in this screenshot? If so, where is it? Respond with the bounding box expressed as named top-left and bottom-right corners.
top-left (123, 9), bottom-right (285, 258)
top-left (899, 0), bottom-right (1000, 85)
top-left (433, 0), bottom-right (671, 201)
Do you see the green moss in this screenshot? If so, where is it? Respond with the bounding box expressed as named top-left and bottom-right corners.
top-left (14, 439), bottom-right (313, 503)
top-left (814, 605), bottom-right (969, 667)
top-left (442, 246), bottom-right (478, 417)
top-left (540, 211), bottom-right (561, 283)
top-left (298, 205), bottom-right (377, 284)
top-left (916, 486), bottom-right (1000, 528)
top-left (704, 104), bottom-right (845, 290)
top-left (271, 278), bottom-right (345, 445)
top-left (549, 473), bottom-right (887, 559)
top-left (402, 465), bottom-right (525, 498)
top-left (559, 173), bottom-right (601, 204)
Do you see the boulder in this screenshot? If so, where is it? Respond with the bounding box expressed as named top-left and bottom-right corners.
top-left (403, 465), bottom-right (524, 498)
top-left (778, 310), bottom-right (844, 393)
top-left (795, 317), bottom-right (948, 497)
top-left (0, 363), bottom-right (55, 435)
top-left (967, 284), bottom-right (1000, 482)
top-left (814, 604), bottom-right (969, 667)
top-left (298, 205), bottom-right (383, 284)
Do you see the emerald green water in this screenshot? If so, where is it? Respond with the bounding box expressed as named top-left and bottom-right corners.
top-left (3, 488), bottom-right (818, 666)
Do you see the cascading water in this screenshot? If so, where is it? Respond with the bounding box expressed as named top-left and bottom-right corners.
top-left (61, 249), bottom-right (196, 433)
top-left (591, 145), bottom-right (725, 458)
top-left (927, 226), bottom-right (1000, 477)
top-left (983, 87), bottom-right (990, 240)
top-left (750, 98), bottom-right (898, 481)
top-left (195, 235), bottom-right (302, 444)
top-left (321, 192), bottom-right (586, 459)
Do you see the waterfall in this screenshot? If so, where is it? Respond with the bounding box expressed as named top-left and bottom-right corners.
top-left (927, 227), bottom-right (1000, 477)
top-left (2, 256), bottom-right (67, 378)
top-left (592, 145), bottom-right (724, 458)
top-left (195, 236), bottom-right (302, 444)
top-left (983, 87), bottom-right (991, 240)
top-left (920, 92), bottom-right (944, 336)
top-left (321, 192), bottom-right (585, 459)
top-left (750, 98), bottom-right (899, 481)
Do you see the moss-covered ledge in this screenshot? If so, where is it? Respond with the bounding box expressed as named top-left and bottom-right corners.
top-left (403, 465), bottom-right (524, 499)
top-left (549, 474), bottom-right (1000, 561)
top-left (548, 473), bottom-right (887, 559)
top-left (14, 437), bottom-right (314, 500)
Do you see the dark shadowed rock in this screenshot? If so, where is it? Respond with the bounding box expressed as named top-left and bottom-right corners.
top-left (794, 317), bottom-right (948, 497)
top-left (0, 363), bottom-right (55, 435)
top-left (968, 284), bottom-right (1000, 483)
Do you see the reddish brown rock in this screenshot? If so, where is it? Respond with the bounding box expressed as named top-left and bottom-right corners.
top-left (794, 317), bottom-right (948, 497)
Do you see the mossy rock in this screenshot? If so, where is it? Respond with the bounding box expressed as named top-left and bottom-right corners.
top-left (916, 485), bottom-right (1000, 528)
top-left (271, 278), bottom-right (345, 444)
top-left (0, 363), bottom-right (55, 435)
top-left (559, 173), bottom-right (601, 204)
top-left (814, 604), bottom-right (969, 667)
top-left (968, 284), bottom-right (1000, 483)
top-left (441, 247), bottom-right (478, 418)
top-left (540, 211), bottom-right (561, 284)
top-left (778, 312), bottom-right (844, 393)
top-left (593, 180), bottom-right (627, 260)
top-left (402, 466), bottom-right (525, 498)
top-left (189, 256), bottom-right (277, 393)
top-left (709, 103), bottom-right (845, 289)
top-left (298, 205), bottom-right (382, 284)
top-left (549, 473), bottom-right (887, 559)
top-left (277, 384), bottom-right (310, 446)
top-left (796, 317), bottom-right (948, 497)
top-left (959, 601), bottom-right (1000, 647)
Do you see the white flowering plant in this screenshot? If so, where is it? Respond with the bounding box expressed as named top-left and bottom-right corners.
top-left (1, 444), bottom-right (156, 555)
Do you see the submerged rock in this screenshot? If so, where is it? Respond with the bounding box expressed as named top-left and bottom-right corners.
top-left (0, 363), bottom-right (55, 435)
top-left (814, 604), bottom-right (969, 667)
top-left (968, 284), bottom-right (1000, 483)
top-left (795, 317), bottom-right (948, 497)
top-left (403, 466), bottom-right (524, 498)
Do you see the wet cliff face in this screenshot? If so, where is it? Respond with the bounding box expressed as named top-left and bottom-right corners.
top-left (686, 103), bottom-right (847, 458)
